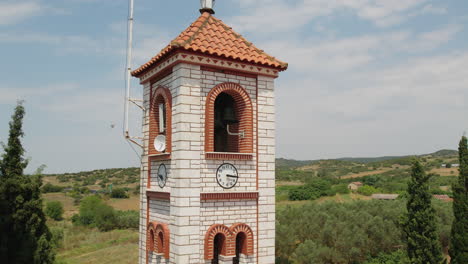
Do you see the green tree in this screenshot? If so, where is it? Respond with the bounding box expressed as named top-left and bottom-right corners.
top-left (450, 136), bottom-right (468, 263)
top-left (45, 201), bottom-right (64, 221)
top-left (0, 102), bottom-right (55, 263)
top-left (403, 159), bottom-right (442, 264)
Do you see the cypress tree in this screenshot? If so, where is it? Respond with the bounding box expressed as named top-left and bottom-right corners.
top-left (449, 136), bottom-right (468, 263)
top-left (404, 159), bottom-right (442, 264)
top-left (0, 102), bottom-right (55, 263)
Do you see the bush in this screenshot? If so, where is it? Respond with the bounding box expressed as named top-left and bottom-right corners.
top-left (49, 227), bottom-right (64, 248)
top-left (115, 210), bottom-right (139, 229)
top-left (110, 188), bottom-right (129, 198)
top-left (72, 195), bottom-right (137, 231)
top-left (331, 184), bottom-right (350, 195)
top-left (45, 201), bottom-right (64, 221)
top-left (42, 183), bottom-right (64, 193)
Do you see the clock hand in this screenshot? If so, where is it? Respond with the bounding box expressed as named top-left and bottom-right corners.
top-left (226, 174), bottom-right (238, 178)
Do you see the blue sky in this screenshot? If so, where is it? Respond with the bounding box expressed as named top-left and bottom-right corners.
top-left (1, 0), bottom-right (467, 173)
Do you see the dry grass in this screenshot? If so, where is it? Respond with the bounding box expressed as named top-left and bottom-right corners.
top-left (43, 193), bottom-right (78, 218)
top-left (53, 222), bottom-right (139, 264)
top-left (106, 195), bottom-right (140, 211)
top-left (430, 168), bottom-right (459, 176)
top-left (276, 181), bottom-right (303, 186)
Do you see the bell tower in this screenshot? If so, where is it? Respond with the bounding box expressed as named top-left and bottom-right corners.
top-left (132, 3), bottom-right (287, 264)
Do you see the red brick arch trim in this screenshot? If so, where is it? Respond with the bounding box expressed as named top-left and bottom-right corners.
top-left (149, 86), bottom-right (172, 155)
top-left (230, 223), bottom-right (254, 256)
top-left (147, 221), bottom-right (170, 259)
top-left (147, 222), bottom-right (156, 252)
top-left (205, 82), bottom-right (254, 153)
top-left (204, 224), bottom-right (234, 260)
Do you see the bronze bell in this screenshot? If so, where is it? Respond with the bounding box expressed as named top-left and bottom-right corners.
top-left (223, 106), bottom-right (238, 124)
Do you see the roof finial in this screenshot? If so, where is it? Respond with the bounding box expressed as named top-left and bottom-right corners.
top-left (200, 0), bottom-right (215, 14)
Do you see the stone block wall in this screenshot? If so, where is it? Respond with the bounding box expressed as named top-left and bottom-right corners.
top-left (139, 61), bottom-right (276, 264)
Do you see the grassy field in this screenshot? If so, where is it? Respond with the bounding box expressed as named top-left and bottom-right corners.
top-left (52, 222), bottom-right (139, 264)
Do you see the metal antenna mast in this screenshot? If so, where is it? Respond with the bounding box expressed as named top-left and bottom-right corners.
top-left (124, 0), bottom-right (144, 149)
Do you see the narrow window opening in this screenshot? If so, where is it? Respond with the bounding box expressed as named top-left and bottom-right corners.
top-left (211, 233), bottom-right (225, 264)
top-left (233, 232), bottom-right (246, 264)
top-left (157, 231), bottom-right (164, 254)
top-left (158, 102), bottom-right (166, 134)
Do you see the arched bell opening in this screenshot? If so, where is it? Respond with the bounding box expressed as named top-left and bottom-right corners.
top-left (214, 92), bottom-right (239, 153)
top-left (205, 82), bottom-right (253, 154)
top-left (149, 86), bottom-right (172, 155)
top-left (211, 233), bottom-right (226, 264)
top-left (233, 232), bottom-right (247, 264)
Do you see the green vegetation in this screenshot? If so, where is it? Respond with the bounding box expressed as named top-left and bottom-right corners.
top-left (45, 201), bottom-right (64, 221)
top-left (110, 188), bottom-right (130, 199)
top-left (276, 199), bottom-right (452, 264)
top-left (357, 185), bottom-right (379, 196)
top-left (42, 183), bottom-right (65, 193)
top-left (403, 160), bottom-right (442, 264)
top-left (450, 136), bottom-right (468, 263)
top-left (0, 102), bottom-right (55, 263)
top-left (72, 196), bottom-right (138, 231)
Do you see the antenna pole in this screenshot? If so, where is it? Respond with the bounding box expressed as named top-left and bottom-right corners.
top-left (124, 0), bottom-right (134, 139)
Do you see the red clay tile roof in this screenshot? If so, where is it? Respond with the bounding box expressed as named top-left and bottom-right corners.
top-left (131, 12), bottom-right (288, 77)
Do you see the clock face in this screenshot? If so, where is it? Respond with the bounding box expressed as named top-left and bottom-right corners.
top-left (157, 164), bottom-right (167, 188)
top-left (216, 163), bottom-right (238, 189)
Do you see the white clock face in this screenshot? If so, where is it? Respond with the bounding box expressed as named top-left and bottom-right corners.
top-left (157, 164), bottom-right (167, 188)
top-left (216, 163), bottom-right (238, 189)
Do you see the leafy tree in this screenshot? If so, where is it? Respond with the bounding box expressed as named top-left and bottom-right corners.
top-left (0, 102), bottom-right (55, 263)
top-left (403, 159), bottom-right (442, 264)
top-left (450, 136), bottom-right (468, 263)
top-left (45, 201), bottom-right (64, 221)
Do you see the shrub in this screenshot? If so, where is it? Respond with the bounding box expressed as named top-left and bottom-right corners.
top-left (72, 195), bottom-right (137, 231)
top-left (110, 188), bottom-right (129, 198)
top-left (116, 210), bottom-right (139, 229)
top-left (331, 184), bottom-right (350, 195)
top-left (45, 201), bottom-right (64, 221)
top-left (49, 227), bottom-right (64, 248)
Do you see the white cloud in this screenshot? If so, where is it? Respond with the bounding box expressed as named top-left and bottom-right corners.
top-left (0, 2), bottom-right (42, 25)
top-left (0, 1), bottom-right (67, 25)
top-left (276, 49), bottom-right (468, 159)
top-left (420, 4), bottom-right (447, 15)
top-left (229, 0), bottom-right (437, 33)
top-left (259, 24), bottom-right (461, 73)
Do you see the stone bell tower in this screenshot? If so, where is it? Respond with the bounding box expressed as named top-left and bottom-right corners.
top-left (131, 3), bottom-right (287, 263)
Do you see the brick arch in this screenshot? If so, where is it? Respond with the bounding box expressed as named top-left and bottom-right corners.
top-left (230, 223), bottom-right (254, 256)
top-left (147, 222), bottom-right (170, 259)
top-left (147, 222), bottom-right (156, 252)
top-left (205, 82), bottom-right (253, 153)
top-left (204, 224), bottom-right (234, 260)
top-left (149, 86), bottom-right (172, 155)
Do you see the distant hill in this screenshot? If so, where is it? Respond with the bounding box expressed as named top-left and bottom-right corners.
top-left (275, 158), bottom-right (318, 169)
top-left (337, 156), bottom-right (408, 163)
top-left (429, 149), bottom-right (458, 157)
